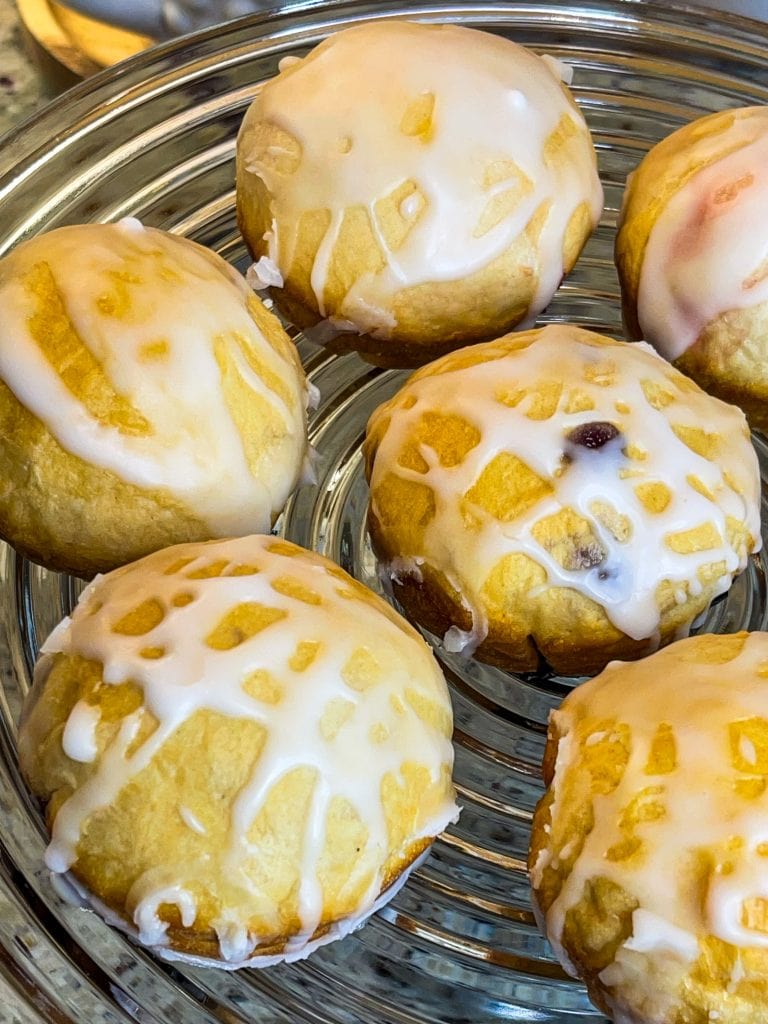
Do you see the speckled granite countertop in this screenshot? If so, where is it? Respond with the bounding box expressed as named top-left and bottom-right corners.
top-left (0, 0), bottom-right (59, 138)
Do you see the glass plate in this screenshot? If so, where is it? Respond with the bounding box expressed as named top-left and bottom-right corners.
top-left (1, 2), bottom-right (768, 1020)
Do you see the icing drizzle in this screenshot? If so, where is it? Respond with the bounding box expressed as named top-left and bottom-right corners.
top-left (28, 536), bottom-right (457, 962)
top-left (534, 633), bottom-right (768, 1007)
top-left (366, 326), bottom-right (760, 649)
top-left (240, 21), bottom-right (603, 335)
top-left (0, 220), bottom-right (308, 535)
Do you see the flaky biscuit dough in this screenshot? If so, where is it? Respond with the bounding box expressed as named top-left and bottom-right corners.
top-left (530, 632), bottom-right (768, 1024)
top-left (19, 536), bottom-right (458, 967)
top-left (616, 106), bottom-right (768, 429)
top-left (0, 220), bottom-right (310, 576)
top-left (236, 21), bottom-right (603, 367)
top-left (364, 325), bottom-right (761, 675)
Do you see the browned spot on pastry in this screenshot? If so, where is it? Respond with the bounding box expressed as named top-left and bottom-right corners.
top-left (590, 500), bottom-right (632, 543)
top-left (205, 602), bottom-right (287, 650)
top-left (564, 388), bottom-right (595, 414)
top-left (186, 559), bottom-right (231, 580)
top-left (474, 161), bottom-right (534, 238)
top-left (644, 723), bottom-right (677, 775)
top-left (24, 261), bottom-right (151, 436)
top-left (734, 777), bottom-right (766, 799)
top-left (635, 481), bottom-right (672, 514)
top-left (398, 411), bottom-right (480, 473)
top-left (730, 718), bottom-right (768, 774)
top-left (342, 647), bottom-right (383, 692)
top-left (243, 121), bottom-right (303, 175)
top-left (672, 424), bottom-right (721, 460)
top-left (139, 646), bottom-right (165, 660)
top-left (400, 92), bottom-right (435, 141)
top-left (271, 575), bottom-right (322, 605)
top-left (543, 113), bottom-right (579, 166)
top-left (374, 180), bottom-right (425, 252)
top-left (289, 640), bottom-right (321, 672)
top-left (464, 452), bottom-right (552, 522)
top-left (139, 339), bottom-right (170, 361)
top-left (666, 522), bottom-right (721, 554)
top-left (266, 540), bottom-right (303, 558)
top-left (243, 671), bottom-right (282, 704)
top-left (582, 360), bottom-right (616, 387)
top-left (640, 378), bottom-right (676, 410)
top-left (581, 721), bottom-right (631, 795)
top-left (163, 557), bottom-right (195, 576)
top-left (113, 598), bottom-right (165, 636)
top-left (320, 698), bottom-right (355, 741)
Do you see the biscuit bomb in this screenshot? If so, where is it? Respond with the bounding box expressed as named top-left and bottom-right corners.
top-left (237, 20), bottom-right (603, 367)
top-left (18, 535), bottom-right (458, 968)
top-left (531, 632), bottom-right (768, 1024)
top-left (364, 324), bottom-right (761, 676)
top-left (0, 220), bottom-right (311, 576)
top-left (616, 106), bottom-right (768, 429)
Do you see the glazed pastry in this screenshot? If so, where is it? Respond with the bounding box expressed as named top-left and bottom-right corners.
top-left (237, 21), bottom-right (603, 367)
top-left (18, 535), bottom-right (458, 968)
top-left (0, 220), bottom-right (310, 576)
top-left (364, 324), bottom-right (761, 675)
top-left (616, 106), bottom-right (768, 429)
top-left (530, 631), bottom-right (768, 1024)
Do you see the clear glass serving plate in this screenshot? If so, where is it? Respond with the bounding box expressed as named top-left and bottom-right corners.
top-left (1, 2), bottom-right (768, 1020)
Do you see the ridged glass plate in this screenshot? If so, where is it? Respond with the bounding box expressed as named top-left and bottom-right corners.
top-left (1, 2), bottom-right (768, 1021)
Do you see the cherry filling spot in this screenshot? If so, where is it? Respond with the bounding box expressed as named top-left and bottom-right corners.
top-left (567, 421), bottom-right (621, 449)
top-left (572, 544), bottom-right (604, 570)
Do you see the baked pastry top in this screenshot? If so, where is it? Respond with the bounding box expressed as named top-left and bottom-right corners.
top-left (530, 631), bottom-right (768, 1024)
top-left (19, 535), bottom-right (458, 967)
top-left (0, 219), bottom-right (310, 575)
top-left (364, 324), bottom-right (761, 674)
top-left (237, 20), bottom-right (603, 366)
top-left (616, 105), bottom-right (768, 428)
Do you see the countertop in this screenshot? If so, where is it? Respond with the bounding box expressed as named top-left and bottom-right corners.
top-left (0, 0), bottom-right (60, 138)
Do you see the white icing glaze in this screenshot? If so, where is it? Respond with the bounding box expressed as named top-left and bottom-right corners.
top-left (0, 220), bottom-right (309, 535)
top-left (541, 53), bottom-right (574, 87)
top-left (34, 535), bottom-right (457, 961)
top-left (61, 700), bottom-right (101, 764)
top-left (622, 909), bottom-right (699, 959)
top-left (367, 325), bottom-right (761, 647)
top-left (638, 110), bottom-right (768, 360)
top-left (179, 806), bottom-right (206, 835)
top-left (539, 633), bottom-right (768, 999)
top-left (240, 21), bottom-right (602, 335)
top-left (51, 846), bottom-right (433, 970)
top-left (246, 255), bottom-right (284, 290)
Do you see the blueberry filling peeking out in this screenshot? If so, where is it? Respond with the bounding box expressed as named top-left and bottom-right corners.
top-left (567, 421), bottom-right (621, 449)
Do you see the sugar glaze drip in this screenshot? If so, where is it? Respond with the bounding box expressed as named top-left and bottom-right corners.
top-left (33, 536), bottom-right (458, 962)
top-left (0, 221), bottom-right (308, 534)
top-left (243, 21), bottom-right (603, 335)
top-left (367, 326), bottom-right (760, 645)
